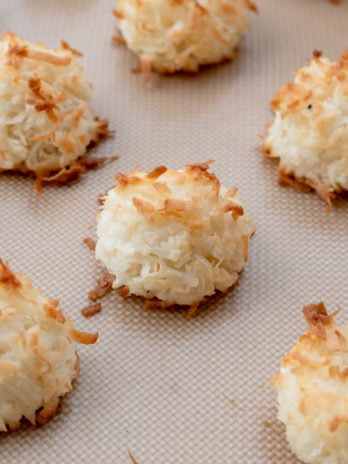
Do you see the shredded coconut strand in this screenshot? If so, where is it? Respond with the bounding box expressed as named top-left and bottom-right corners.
top-left (0, 32), bottom-right (107, 180)
top-left (0, 259), bottom-right (97, 432)
top-left (95, 162), bottom-right (254, 308)
top-left (114, 0), bottom-right (256, 74)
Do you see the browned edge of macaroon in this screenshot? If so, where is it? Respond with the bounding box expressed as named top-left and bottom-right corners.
top-left (262, 139), bottom-right (337, 213)
top-left (114, 44), bottom-right (238, 83)
top-left (33, 352), bottom-right (82, 429)
top-left (34, 154), bottom-right (117, 194)
top-left (1, 82), bottom-right (115, 193)
top-left (84, 270), bottom-right (242, 318)
top-left (0, 142), bottom-right (117, 195)
top-left (260, 48), bottom-right (348, 212)
top-left (107, 278), bottom-right (242, 318)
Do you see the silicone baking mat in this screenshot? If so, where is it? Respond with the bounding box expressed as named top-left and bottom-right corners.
top-left (1, 1), bottom-right (348, 463)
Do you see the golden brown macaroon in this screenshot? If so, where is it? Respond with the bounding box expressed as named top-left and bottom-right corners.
top-left (0, 259), bottom-right (97, 432)
top-left (264, 50), bottom-right (348, 211)
top-left (95, 162), bottom-right (254, 312)
top-left (272, 303), bottom-right (348, 464)
top-left (0, 32), bottom-right (109, 191)
top-left (113, 0), bottom-right (256, 76)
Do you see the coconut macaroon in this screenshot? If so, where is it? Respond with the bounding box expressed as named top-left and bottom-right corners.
top-left (272, 303), bottom-right (348, 464)
top-left (95, 161), bottom-right (254, 312)
top-left (264, 50), bottom-right (348, 211)
top-left (113, 0), bottom-right (256, 75)
top-left (0, 32), bottom-right (108, 191)
top-left (0, 259), bottom-right (97, 432)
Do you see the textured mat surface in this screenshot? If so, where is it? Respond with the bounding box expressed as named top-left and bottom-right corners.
top-left (1, 1), bottom-right (348, 463)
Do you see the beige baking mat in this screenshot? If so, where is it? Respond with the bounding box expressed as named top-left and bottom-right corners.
top-left (1, 0), bottom-right (348, 462)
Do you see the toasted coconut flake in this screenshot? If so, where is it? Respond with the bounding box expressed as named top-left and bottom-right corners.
top-left (0, 260), bottom-right (97, 432)
top-left (147, 165), bottom-right (167, 179)
top-left (98, 193), bottom-right (107, 206)
top-left (88, 273), bottom-right (116, 302)
top-left (83, 237), bottom-right (96, 251)
top-left (0, 259), bottom-right (21, 287)
top-left (115, 172), bottom-right (140, 188)
top-left (26, 49), bottom-right (72, 66)
top-left (114, 0), bottom-right (255, 74)
top-left (95, 162), bottom-right (254, 308)
top-left (81, 303), bottom-right (102, 318)
top-left (0, 32), bottom-right (109, 188)
top-left (43, 300), bottom-right (66, 323)
top-left (69, 328), bottom-right (98, 345)
top-left (5, 43), bottom-right (28, 68)
top-left (264, 49), bottom-right (348, 209)
top-left (60, 40), bottom-right (83, 57)
top-left (128, 451), bottom-right (140, 464)
top-left (272, 303), bottom-right (348, 464)
top-left (117, 286), bottom-right (130, 297)
top-left (113, 34), bottom-right (127, 45)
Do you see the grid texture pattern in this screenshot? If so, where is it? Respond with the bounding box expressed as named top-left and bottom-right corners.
top-left (1, 1), bottom-right (348, 463)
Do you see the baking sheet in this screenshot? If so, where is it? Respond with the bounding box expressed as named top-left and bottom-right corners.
top-left (1, 1), bottom-right (348, 462)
